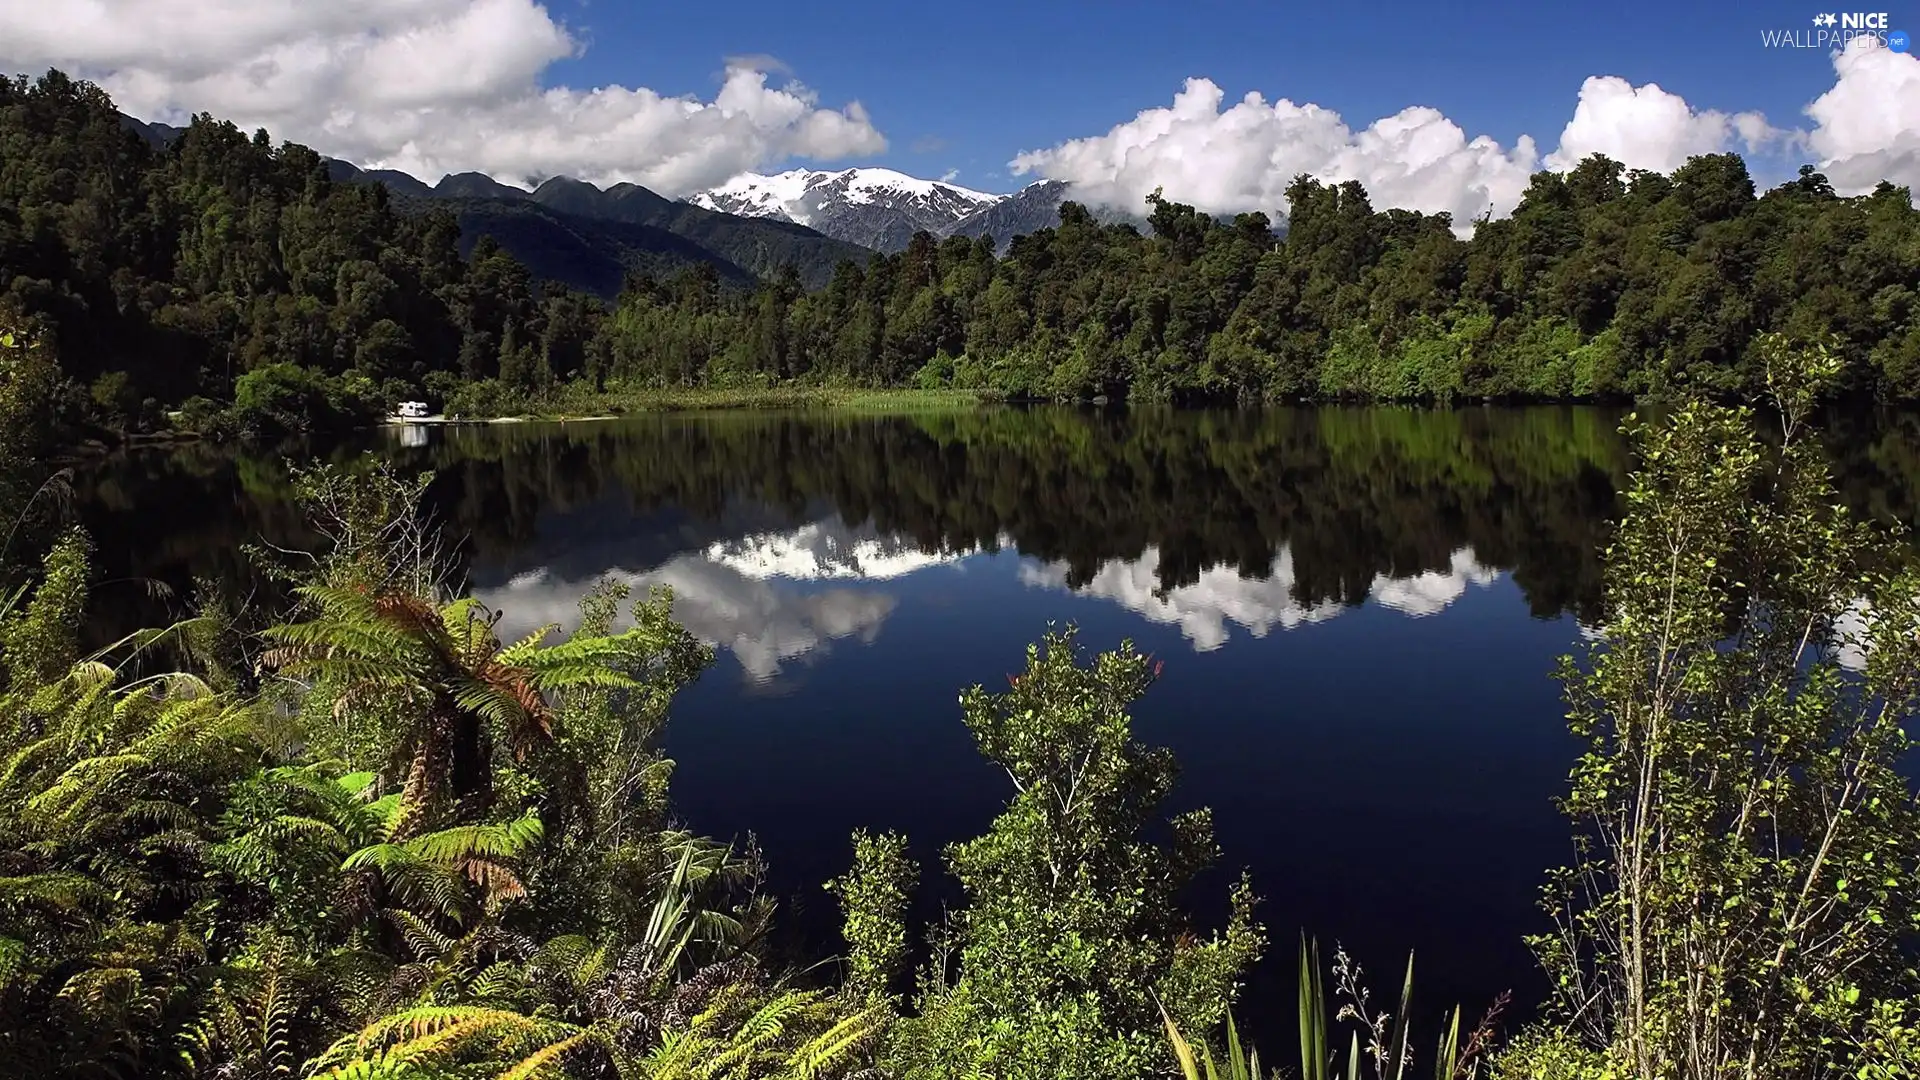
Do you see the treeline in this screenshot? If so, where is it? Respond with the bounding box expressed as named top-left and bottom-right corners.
top-left (0, 71), bottom-right (600, 437)
top-left (592, 162), bottom-right (1920, 403)
top-left (9, 69), bottom-right (1920, 434)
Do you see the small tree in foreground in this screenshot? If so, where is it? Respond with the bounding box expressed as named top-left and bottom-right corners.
top-left (874, 627), bottom-right (1264, 1080)
top-left (1507, 335), bottom-right (1920, 1079)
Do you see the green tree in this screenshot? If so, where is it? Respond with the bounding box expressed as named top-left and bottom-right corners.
top-left (1512, 343), bottom-right (1920, 1079)
top-left (884, 627), bottom-right (1264, 1080)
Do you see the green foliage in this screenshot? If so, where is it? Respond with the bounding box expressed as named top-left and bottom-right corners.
top-left (0, 308), bottom-right (61, 541)
top-left (0, 70), bottom-right (602, 436)
top-left (1527, 338), bottom-right (1920, 1079)
top-left (0, 528), bottom-right (89, 692)
top-left (230, 362), bottom-right (383, 438)
top-left (826, 829), bottom-right (916, 1002)
top-left (0, 463), bottom-right (843, 1079)
top-left (881, 627), bottom-right (1265, 1080)
top-left (583, 155), bottom-right (1920, 407)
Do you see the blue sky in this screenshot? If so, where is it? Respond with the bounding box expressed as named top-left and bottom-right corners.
top-left (551, 0), bottom-right (1898, 191)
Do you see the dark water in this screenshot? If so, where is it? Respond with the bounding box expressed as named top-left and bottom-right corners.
top-left (67, 404), bottom-right (1920, 1029)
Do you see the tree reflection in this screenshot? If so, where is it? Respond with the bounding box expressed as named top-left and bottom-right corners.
top-left (75, 405), bottom-right (1651, 645)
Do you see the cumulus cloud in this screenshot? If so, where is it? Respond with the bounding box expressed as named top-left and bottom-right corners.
top-left (700, 519), bottom-right (984, 582)
top-left (1010, 71), bottom-right (1800, 228)
top-left (0, 0), bottom-right (886, 194)
top-left (1545, 76), bottom-right (1780, 172)
top-left (1009, 78), bottom-right (1540, 228)
top-left (1805, 37), bottom-right (1920, 195)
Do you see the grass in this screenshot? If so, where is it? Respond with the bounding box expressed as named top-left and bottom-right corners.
top-left (469, 385), bottom-right (1003, 420)
top-left (1161, 937), bottom-right (1508, 1080)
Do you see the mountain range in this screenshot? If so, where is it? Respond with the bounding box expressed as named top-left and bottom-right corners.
top-left (695, 170), bottom-right (1158, 255)
top-left (118, 113), bottom-right (1152, 296)
top-left (323, 160), bottom-right (876, 294)
top-left (693, 168), bottom-right (1001, 251)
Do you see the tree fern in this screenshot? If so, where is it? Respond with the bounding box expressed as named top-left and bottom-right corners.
top-left (264, 583), bottom-right (676, 836)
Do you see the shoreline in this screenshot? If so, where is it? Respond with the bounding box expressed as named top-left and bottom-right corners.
top-left (414, 386), bottom-right (1005, 423)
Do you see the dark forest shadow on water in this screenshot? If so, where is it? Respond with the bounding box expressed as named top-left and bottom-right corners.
top-left (67, 403), bottom-right (1920, 1029)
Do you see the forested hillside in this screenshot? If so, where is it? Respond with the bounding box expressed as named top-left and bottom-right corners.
top-left (325, 163), bottom-right (877, 293)
top-left (7, 69), bottom-right (1920, 438)
top-left (599, 162), bottom-right (1920, 403)
top-left (1, 72), bottom-right (602, 436)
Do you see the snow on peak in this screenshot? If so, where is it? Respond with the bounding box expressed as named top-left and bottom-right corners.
top-left (690, 167), bottom-right (1002, 228)
top-left (831, 167), bottom-right (996, 205)
top-left (691, 169), bottom-right (823, 223)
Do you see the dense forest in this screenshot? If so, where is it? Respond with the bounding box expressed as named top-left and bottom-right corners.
top-left (598, 159), bottom-right (1920, 406)
top-left (6, 70), bottom-right (1920, 440)
top-left (0, 71), bottom-right (603, 438)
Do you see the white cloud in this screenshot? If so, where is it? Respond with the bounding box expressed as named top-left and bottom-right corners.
top-left (700, 518), bottom-right (985, 582)
top-left (1805, 37), bottom-right (1920, 195)
top-left (0, 0), bottom-right (886, 194)
top-left (1833, 596), bottom-right (1872, 672)
top-left (1370, 548), bottom-right (1500, 617)
top-left (1009, 72), bottom-right (1804, 229)
top-left (1009, 78), bottom-right (1540, 229)
top-left (1545, 76), bottom-right (1780, 173)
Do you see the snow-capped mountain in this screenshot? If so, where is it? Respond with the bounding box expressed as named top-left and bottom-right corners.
top-left (693, 168), bottom-right (1005, 252)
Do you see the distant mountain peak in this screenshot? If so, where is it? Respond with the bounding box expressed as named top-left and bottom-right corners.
top-left (692, 167), bottom-right (1005, 251)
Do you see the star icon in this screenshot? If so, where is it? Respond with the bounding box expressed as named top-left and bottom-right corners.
top-left (1822, 13), bottom-right (1839, 26)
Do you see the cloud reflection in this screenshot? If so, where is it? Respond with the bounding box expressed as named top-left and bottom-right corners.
top-left (476, 516), bottom-right (974, 683)
top-left (1020, 545), bottom-right (1500, 651)
top-left (703, 521), bottom-right (989, 581)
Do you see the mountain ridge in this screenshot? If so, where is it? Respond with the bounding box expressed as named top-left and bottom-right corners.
top-left (116, 112), bottom-right (874, 296)
top-left (693, 167), bottom-right (1004, 251)
top-left (115, 111), bottom-right (1174, 284)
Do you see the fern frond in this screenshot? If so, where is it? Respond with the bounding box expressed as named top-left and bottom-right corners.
top-left (0, 935), bottom-right (26, 990)
top-left (389, 910), bottom-right (458, 962)
top-left (784, 1003), bottom-right (887, 1079)
top-left (496, 1027), bottom-right (591, 1080)
top-left (405, 816), bottom-right (544, 864)
top-left (496, 624), bottom-right (559, 663)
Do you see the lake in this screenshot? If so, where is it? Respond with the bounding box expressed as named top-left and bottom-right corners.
top-left (68, 404), bottom-right (1920, 1028)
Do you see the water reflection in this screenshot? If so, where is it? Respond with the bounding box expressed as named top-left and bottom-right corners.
top-left (484, 558), bottom-right (897, 684)
top-left (71, 405), bottom-right (1638, 647)
top-left (1020, 545), bottom-right (1500, 650)
top-left (475, 515), bottom-right (963, 683)
top-left (703, 520), bottom-right (992, 582)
